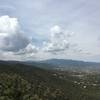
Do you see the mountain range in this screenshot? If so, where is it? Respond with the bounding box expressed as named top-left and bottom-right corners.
top-left (0, 59), bottom-right (100, 72)
top-left (0, 59), bottom-right (100, 99)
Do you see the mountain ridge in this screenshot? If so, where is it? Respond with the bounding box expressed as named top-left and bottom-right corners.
top-left (0, 59), bottom-right (100, 72)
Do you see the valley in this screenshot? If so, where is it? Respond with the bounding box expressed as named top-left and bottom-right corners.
top-left (0, 59), bottom-right (100, 100)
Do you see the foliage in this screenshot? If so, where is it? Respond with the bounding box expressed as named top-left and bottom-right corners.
top-left (0, 62), bottom-right (100, 100)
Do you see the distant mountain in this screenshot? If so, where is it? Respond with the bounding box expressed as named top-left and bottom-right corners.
top-left (22, 61), bottom-right (57, 70)
top-left (40, 59), bottom-right (100, 72)
top-left (0, 59), bottom-right (100, 72)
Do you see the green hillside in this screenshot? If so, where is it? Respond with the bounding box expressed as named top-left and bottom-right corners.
top-left (0, 61), bottom-right (100, 100)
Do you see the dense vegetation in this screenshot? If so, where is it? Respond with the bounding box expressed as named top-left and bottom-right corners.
top-left (0, 73), bottom-right (68, 100)
top-left (0, 61), bottom-right (100, 100)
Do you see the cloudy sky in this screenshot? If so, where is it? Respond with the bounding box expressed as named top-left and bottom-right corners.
top-left (0, 0), bottom-right (100, 62)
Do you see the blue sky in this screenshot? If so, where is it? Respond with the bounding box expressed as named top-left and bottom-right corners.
top-left (0, 0), bottom-right (100, 61)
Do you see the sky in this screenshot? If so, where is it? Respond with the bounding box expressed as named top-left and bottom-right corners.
top-left (0, 0), bottom-right (100, 62)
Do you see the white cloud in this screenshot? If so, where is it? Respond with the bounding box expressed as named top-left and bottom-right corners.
top-left (0, 33), bottom-right (31, 52)
top-left (0, 15), bottom-right (31, 52)
top-left (0, 16), bottom-right (93, 61)
top-left (15, 43), bottom-right (38, 55)
top-left (0, 15), bottom-right (18, 34)
top-left (0, 15), bottom-right (41, 61)
top-left (42, 25), bottom-right (74, 53)
top-left (50, 25), bottom-right (62, 34)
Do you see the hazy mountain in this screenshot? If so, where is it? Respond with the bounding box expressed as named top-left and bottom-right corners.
top-left (40, 59), bottom-right (100, 72)
top-left (0, 59), bottom-right (100, 72)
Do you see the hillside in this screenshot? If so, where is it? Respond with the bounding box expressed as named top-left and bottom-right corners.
top-left (40, 59), bottom-right (100, 72)
top-left (0, 60), bottom-right (100, 100)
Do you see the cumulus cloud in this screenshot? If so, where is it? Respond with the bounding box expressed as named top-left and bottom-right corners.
top-left (15, 43), bottom-right (38, 55)
top-left (0, 16), bottom-right (89, 61)
top-left (41, 25), bottom-right (88, 58)
top-left (42, 25), bottom-right (74, 53)
top-left (0, 15), bottom-right (18, 33)
top-left (0, 33), bottom-right (31, 52)
top-left (0, 15), bottom-right (32, 52)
